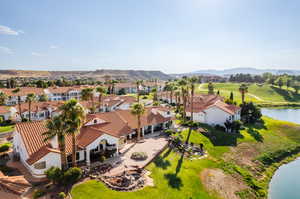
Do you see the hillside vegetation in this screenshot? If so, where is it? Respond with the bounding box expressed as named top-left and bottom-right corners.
top-left (72, 117), bottom-right (300, 199)
top-left (197, 83), bottom-right (300, 106)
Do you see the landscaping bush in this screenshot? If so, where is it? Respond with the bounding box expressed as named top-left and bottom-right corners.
top-left (45, 167), bottom-right (63, 185)
top-left (130, 152), bottom-right (148, 161)
top-left (164, 129), bottom-right (175, 137)
top-left (215, 124), bottom-right (226, 132)
top-left (0, 143), bottom-right (11, 152)
top-left (63, 167), bottom-right (82, 186)
top-left (33, 189), bottom-right (46, 199)
top-left (58, 192), bottom-right (66, 199)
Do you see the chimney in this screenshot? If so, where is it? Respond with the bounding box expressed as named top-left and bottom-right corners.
top-left (50, 135), bottom-right (59, 149)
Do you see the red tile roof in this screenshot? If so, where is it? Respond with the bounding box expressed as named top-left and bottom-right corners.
top-left (0, 171), bottom-right (31, 196)
top-left (0, 87), bottom-right (45, 96)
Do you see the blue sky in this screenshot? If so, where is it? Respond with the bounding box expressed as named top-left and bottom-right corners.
top-left (0, 0), bottom-right (299, 73)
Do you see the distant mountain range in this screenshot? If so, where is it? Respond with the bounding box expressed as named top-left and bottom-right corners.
top-left (172, 67), bottom-right (300, 77)
top-left (0, 69), bottom-right (171, 81)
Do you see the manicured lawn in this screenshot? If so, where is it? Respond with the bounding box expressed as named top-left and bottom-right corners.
top-left (197, 83), bottom-right (300, 106)
top-left (71, 117), bottom-right (300, 199)
top-left (0, 125), bottom-right (14, 133)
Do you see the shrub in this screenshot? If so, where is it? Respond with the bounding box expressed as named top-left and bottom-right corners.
top-left (164, 129), bottom-right (175, 137)
top-left (0, 143), bottom-right (11, 152)
top-left (33, 189), bottom-right (46, 199)
top-left (63, 167), bottom-right (82, 186)
top-left (99, 155), bottom-right (106, 162)
top-left (58, 192), bottom-right (66, 199)
top-left (130, 152), bottom-right (148, 160)
top-left (215, 125), bottom-right (226, 132)
top-left (44, 167), bottom-right (63, 185)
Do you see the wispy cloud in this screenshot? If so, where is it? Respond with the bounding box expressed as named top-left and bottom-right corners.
top-left (50, 45), bottom-right (59, 49)
top-left (31, 52), bottom-right (44, 56)
top-left (0, 46), bottom-right (13, 54)
top-left (0, 25), bottom-right (23, 35)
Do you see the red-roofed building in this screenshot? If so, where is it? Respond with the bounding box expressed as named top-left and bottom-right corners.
top-left (13, 107), bottom-right (173, 178)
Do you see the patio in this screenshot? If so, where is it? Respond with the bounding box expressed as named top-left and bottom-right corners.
top-left (101, 133), bottom-right (169, 176)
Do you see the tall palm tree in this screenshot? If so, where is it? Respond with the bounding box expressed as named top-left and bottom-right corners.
top-left (96, 86), bottom-right (107, 112)
top-left (60, 99), bottom-right (86, 167)
top-left (208, 82), bottom-right (214, 94)
top-left (174, 90), bottom-right (181, 111)
top-left (136, 80), bottom-right (143, 103)
top-left (131, 103), bottom-right (145, 141)
top-left (43, 115), bottom-right (67, 170)
top-left (151, 87), bottom-right (158, 102)
top-left (0, 92), bottom-right (7, 105)
top-left (239, 84), bottom-right (248, 104)
top-left (178, 79), bottom-right (188, 120)
top-left (26, 93), bottom-right (36, 121)
top-left (189, 76), bottom-right (198, 121)
top-left (12, 88), bottom-right (23, 120)
top-left (81, 88), bottom-right (95, 113)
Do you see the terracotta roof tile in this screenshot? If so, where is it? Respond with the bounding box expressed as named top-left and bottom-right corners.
top-left (0, 87), bottom-right (45, 96)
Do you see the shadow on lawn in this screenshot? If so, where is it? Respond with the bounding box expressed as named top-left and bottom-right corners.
top-left (154, 148), bottom-right (172, 170)
top-left (202, 130), bottom-right (243, 146)
top-left (164, 173), bottom-right (183, 190)
top-left (245, 120), bottom-right (267, 142)
top-left (271, 86), bottom-right (300, 102)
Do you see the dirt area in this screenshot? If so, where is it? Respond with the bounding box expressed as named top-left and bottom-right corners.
top-left (200, 169), bottom-right (248, 199)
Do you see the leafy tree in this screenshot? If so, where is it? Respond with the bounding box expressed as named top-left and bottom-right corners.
top-left (45, 167), bottom-right (63, 185)
top-left (131, 103), bottom-right (145, 141)
top-left (39, 94), bottom-right (48, 102)
top-left (43, 115), bottom-right (68, 170)
top-left (292, 81), bottom-right (300, 94)
top-left (63, 167), bottom-right (82, 186)
top-left (0, 92), bottom-right (7, 105)
top-left (208, 82), bottom-right (214, 94)
top-left (60, 99), bottom-right (86, 167)
top-left (277, 78), bottom-right (284, 89)
top-left (286, 79), bottom-right (292, 89)
top-left (117, 88), bottom-right (126, 95)
top-left (230, 91), bottom-right (234, 101)
top-left (240, 102), bottom-right (262, 124)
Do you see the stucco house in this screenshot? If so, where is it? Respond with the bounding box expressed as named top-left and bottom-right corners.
top-left (0, 106), bottom-right (18, 121)
top-left (185, 95), bottom-right (241, 126)
top-left (12, 107), bottom-right (173, 178)
top-left (0, 87), bottom-right (45, 105)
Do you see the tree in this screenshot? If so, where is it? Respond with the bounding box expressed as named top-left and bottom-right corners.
top-left (136, 80), bottom-right (143, 103)
top-left (63, 167), bottom-right (82, 186)
top-left (174, 90), bottom-right (181, 112)
top-left (208, 82), bottom-right (214, 94)
top-left (230, 91), bottom-right (234, 101)
top-left (224, 120), bottom-right (232, 133)
top-left (45, 167), bottom-right (63, 185)
top-left (60, 99), bottom-right (86, 167)
top-left (165, 81), bottom-right (176, 104)
top-left (277, 78), bottom-right (284, 89)
top-left (286, 79), bottom-right (292, 89)
top-left (81, 88), bottom-right (95, 113)
top-left (292, 81), bottom-right (300, 94)
top-left (96, 86), bottom-right (107, 112)
top-left (178, 79), bottom-right (188, 120)
top-left (26, 93), bottom-right (36, 121)
top-left (43, 115), bottom-right (68, 170)
top-left (239, 84), bottom-right (248, 104)
top-left (39, 94), bottom-right (48, 102)
top-left (189, 76), bottom-right (197, 121)
top-left (240, 102), bottom-right (262, 124)
top-left (0, 92), bottom-right (7, 105)
top-left (131, 103), bottom-right (145, 141)
top-left (151, 87), bottom-right (158, 102)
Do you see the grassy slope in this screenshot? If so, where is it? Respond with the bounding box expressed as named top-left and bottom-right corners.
top-left (197, 83), bottom-right (300, 106)
top-left (71, 117), bottom-right (300, 199)
top-left (0, 125), bottom-right (14, 133)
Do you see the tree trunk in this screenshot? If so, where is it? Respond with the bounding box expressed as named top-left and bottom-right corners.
top-left (28, 101), bottom-right (31, 121)
top-left (137, 85), bottom-right (140, 103)
top-left (191, 86), bottom-right (194, 121)
top-left (91, 96), bottom-right (95, 113)
top-left (242, 92), bottom-right (245, 104)
top-left (98, 93), bottom-right (102, 112)
top-left (72, 134), bottom-right (77, 167)
top-left (18, 96), bottom-right (23, 120)
top-left (137, 115), bottom-right (141, 141)
top-left (59, 142), bottom-right (67, 170)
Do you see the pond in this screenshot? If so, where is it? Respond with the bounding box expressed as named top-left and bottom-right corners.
top-left (261, 108), bottom-right (300, 199)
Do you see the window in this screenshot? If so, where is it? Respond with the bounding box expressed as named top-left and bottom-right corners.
top-left (94, 119), bottom-right (97, 124)
top-left (76, 152), bottom-right (80, 160)
top-left (34, 161), bottom-right (46, 169)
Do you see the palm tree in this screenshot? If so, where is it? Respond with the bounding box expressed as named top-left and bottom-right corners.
top-left (12, 88), bottom-right (23, 120)
top-left (81, 88), bottom-right (95, 113)
top-left (131, 103), bottom-right (145, 141)
top-left (136, 80), bottom-right (143, 103)
top-left (96, 86), bottom-right (107, 112)
top-left (189, 76), bottom-right (198, 121)
top-left (26, 93), bottom-right (36, 121)
top-left (0, 92), bottom-right (7, 105)
top-left (60, 99), bottom-right (86, 167)
top-left (178, 79), bottom-right (188, 120)
top-left (239, 84), bottom-right (248, 104)
top-left (43, 115), bottom-right (67, 170)
top-left (174, 90), bottom-right (181, 111)
top-left (151, 87), bottom-right (158, 102)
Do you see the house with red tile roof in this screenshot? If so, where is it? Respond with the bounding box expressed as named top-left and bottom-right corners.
top-left (0, 106), bottom-right (18, 121)
top-left (12, 107), bottom-right (173, 178)
top-left (0, 87), bottom-right (46, 105)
